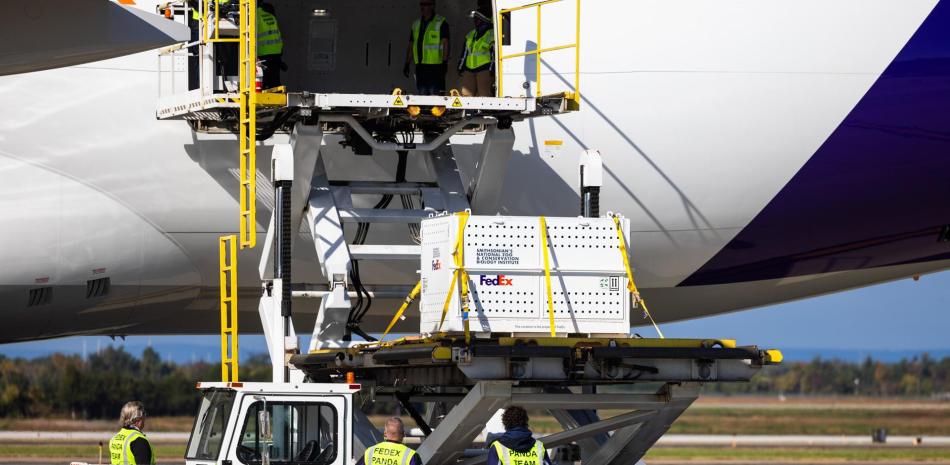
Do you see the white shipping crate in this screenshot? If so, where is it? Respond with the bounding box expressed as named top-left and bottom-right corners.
top-left (419, 214), bottom-right (632, 336)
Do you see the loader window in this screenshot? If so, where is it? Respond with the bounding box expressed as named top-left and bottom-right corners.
top-left (237, 401), bottom-right (338, 465)
top-left (186, 389), bottom-right (236, 460)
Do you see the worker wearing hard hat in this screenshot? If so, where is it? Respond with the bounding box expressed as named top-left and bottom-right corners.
top-left (356, 417), bottom-right (423, 465)
top-left (257, 2), bottom-right (284, 90)
top-left (458, 8), bottom-right (495, 97)
top-left (109, 401), bottom-right (155, 465)
top-left (486, 406), bottom-right (551, 465)
top-left (404, 0), bottom-right (450, 95)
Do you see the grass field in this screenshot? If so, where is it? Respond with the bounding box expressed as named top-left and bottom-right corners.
top-left (644, 446), bottom-right (950, 462)
top-left (0, 416), bottom-right (194, 433)
top-left (0, 443), bottom-right (186, 460)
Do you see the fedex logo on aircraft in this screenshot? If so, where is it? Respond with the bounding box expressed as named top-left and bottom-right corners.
top-left (479, 275), bottom-right (513, 286)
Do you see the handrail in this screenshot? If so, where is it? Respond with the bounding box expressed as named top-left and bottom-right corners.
top-left (496, 0), bottom-right (580, 106)
top-left (203, 0), bottom-right (240, 43)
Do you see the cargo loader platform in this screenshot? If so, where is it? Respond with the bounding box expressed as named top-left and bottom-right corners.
top-left (285, 335), bottom-right (781, 465)
top-left (157, 89), bottom-right (573, 127)
top-left (292, 335), bottom-right (782, 386)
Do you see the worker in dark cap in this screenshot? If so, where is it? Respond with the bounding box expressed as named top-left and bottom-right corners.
top-left (487, 406), bottom-right (552, 465)
top-left (458, 7), bottom-right (495, 97)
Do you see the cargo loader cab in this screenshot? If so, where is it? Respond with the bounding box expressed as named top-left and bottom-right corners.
top-left (185, 383), bottom-right (358, 465)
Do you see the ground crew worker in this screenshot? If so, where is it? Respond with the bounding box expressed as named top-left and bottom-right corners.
top-left (257, 2), bottom-right (284, 89)
top-left (187, 1), bottom-right (201, 90)
top-left (458, 8), bottom-right (495, 97)
top-left (487, 406), bottom-right (551, 465)
top-left (356, 417), bottom-right (423, 465)
top-left (109, 401), bottom-right (155, 465)
top-left (404, 0), bottom-right (450, 95)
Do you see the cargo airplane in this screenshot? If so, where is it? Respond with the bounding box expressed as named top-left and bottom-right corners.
top-left (1, 0), bottom-right (948, 341)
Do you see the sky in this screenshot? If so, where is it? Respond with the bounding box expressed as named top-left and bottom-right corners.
top-left (1, 270), bottom-right (948, 363)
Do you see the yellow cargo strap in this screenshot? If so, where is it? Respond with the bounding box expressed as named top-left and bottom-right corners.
top-left (539, 216), bottom-right (557, 337)
top-left (437, 212), bottom-right (473, 343)
top-left (439, 270), bottom-right (458, 331)
top-left (612, 216), bottom-right (664, 338)
top-left (381, 280), bottom-right (422, 342)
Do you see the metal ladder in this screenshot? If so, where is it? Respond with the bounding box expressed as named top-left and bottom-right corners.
top-left (218, 235), bottom-right (239, 381)
top-left (238, 0), bottom-right (257, 249)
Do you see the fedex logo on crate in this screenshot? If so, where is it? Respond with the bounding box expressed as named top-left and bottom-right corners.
top-left (479, 274), bottom-right (513, 286)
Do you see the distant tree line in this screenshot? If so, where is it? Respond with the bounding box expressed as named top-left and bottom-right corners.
top-left (0, 347), bottom-right (274, 419)
top-left (705, 354), bottom-right (950, 396)
top-left (0, 348), bottom-right (947, 419)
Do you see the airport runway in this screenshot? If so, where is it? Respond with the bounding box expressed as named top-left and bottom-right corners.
top-left (656, 435), bottom-right (950, 447)
top-left (2, 431), bottom-right (948, 447)
top-left (1, 432), bottom-right (946, 465)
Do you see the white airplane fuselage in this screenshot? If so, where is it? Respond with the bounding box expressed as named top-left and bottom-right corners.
top-left (1, 0), bottom-right (949, 341)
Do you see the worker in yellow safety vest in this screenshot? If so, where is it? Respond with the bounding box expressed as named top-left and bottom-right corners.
top-left (458, 8), bottom-right (495, 97)
top-left (187, 1), bottom-right (202, 90)
top-left (404, 0), bottom-right (450, 95)
top-left (257, 2), bottom-right (284, 89)
top-left (356, 417), bottom-right (423, 465)
top-left (486, 406), bottom-right (551, 465)
top-left (109, 401), bottom-right (156, 465)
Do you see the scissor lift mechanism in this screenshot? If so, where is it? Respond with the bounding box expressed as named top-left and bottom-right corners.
top-left (286, 335), bottom-right (780, 464)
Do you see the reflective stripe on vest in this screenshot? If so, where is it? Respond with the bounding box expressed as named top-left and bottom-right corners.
top-left (492, 440), bottom-right (545, 465)
top-left (464, 28), bottom-right (494, 70)
top-left (411, 15), bottom-right (445, 64)
top-left (257, 8), bottom-right (283, 55)
top-left (364, 441), bottom-right (416, 465)
top-left (109, 428), bottom-right (155, 465)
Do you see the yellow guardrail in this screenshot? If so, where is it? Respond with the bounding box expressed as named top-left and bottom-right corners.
top-left (202, 0), bottom-right (240, 43)
top-left (219, 235), bottom-right (239, 382)
top-left (497, 0), bottom-right (580, 107)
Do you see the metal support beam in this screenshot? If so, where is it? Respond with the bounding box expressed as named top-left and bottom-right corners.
top-left (396, 392), bottom-right (433, 436)
top-left (584, 423), bottom-right (645, 465)
top-left (509, 393), bottom-right (668, 410)
top-left (549, 409), bottom-right (604, 461)
top-left (258, 281), bottom-right (301, 383)
top-left (353, 408), bottom-right (384, 460)
top-left (542, 411), bottom-right (657, 449)
top-left (597, 383), bottom-right (701, 465)
top-left (469, 126), bottom-right (515, 214)
top-left (306, 142), bottom-right (352, 351)
top-left (259, 128), bottom-right (323, 281)
top-left (417, 381), bottom-right (512, 465)
top-left (426, 144), bottom-right (472, 213)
